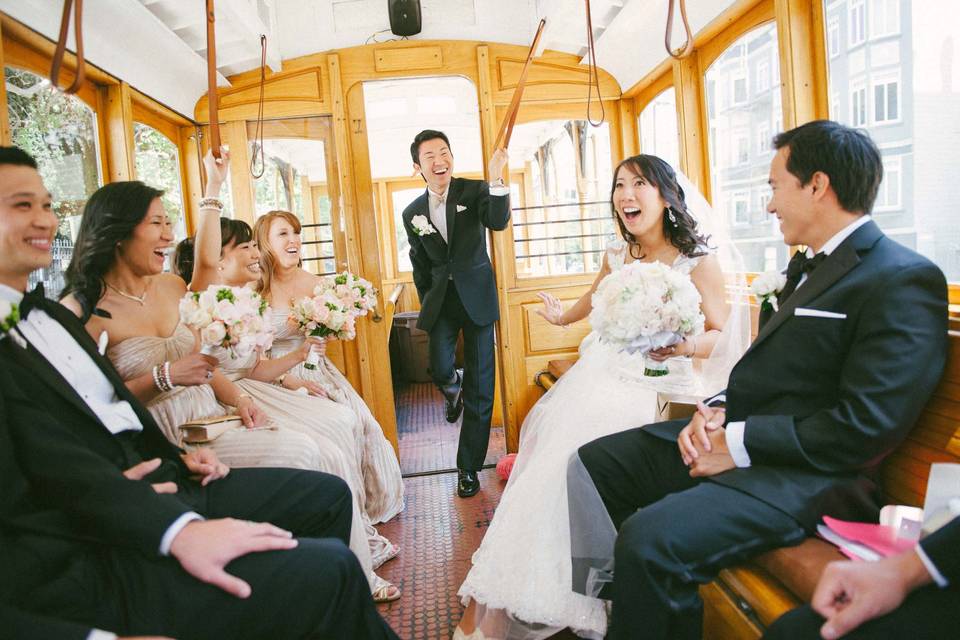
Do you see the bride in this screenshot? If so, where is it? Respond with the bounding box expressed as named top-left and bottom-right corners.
top-left (454, 154), bottom-right (749, 639)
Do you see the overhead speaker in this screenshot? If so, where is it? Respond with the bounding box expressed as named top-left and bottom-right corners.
top-left (388, 0), bottom-right (422, 37)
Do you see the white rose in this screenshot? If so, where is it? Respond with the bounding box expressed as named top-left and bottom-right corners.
top-left (751, 271), bottom-right (787, 297)
top-left (201, 321), bottom-right (227, 346)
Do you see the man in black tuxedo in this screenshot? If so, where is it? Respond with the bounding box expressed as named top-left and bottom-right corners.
top-left (764, 515), bottom-right (960, 639)
top-left (568, 121), bottom-right (949, 639)
top-left (401, 130), bottom-right (510, 497)
top-left (0, 146), bottom-right (399, 639)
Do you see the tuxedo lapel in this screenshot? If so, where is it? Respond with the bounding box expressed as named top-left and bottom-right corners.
top-left (445, 179), bottom-right (463, 256)
top-left (746, 221), bottom-right (883, 356)
top-left (1, 336), bottom-right (101, 425)
top-left (42, 302), bottom-right (162, 431)
top-left (412, 191), bottom-right (448, 252)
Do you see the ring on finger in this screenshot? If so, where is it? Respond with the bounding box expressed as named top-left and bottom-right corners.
top-left (205, 370), bottom-right (213, 379)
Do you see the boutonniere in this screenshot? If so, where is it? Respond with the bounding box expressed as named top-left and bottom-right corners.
top-left (0, 299), bottom-right (25, 348)
top-left (750, 271), bottom-right (787, 312)
top-left (411, 215), bottom-right (437, 237)
top-left (456, 204), bottom-right (467, 213)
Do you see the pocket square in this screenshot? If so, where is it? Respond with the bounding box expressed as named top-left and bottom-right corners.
top-left (795, 307), bottom-right (847, 319)
top-left (456, 204), bottom-right (467, 213)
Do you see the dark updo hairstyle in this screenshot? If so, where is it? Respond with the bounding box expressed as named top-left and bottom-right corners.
top-left (61, 181), bottom-right (164, 319)
top-left (173, 218), bottom-right (253, 285)
top-left (173, 236), bottom-right (195, 284)
top-left (610, 154), bottom-right (708, 260)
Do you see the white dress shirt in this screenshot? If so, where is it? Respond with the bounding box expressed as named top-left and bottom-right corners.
top-left (725, 215), bottom-right (873, 467)
top-left (0, 284), bottom-right (199, 554)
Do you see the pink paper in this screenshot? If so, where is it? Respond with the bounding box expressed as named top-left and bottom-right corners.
top-left (823, 516), bottom-right (917, 557)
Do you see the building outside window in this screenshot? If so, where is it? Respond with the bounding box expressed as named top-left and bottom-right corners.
top-left (849, 0), bottom-right (867, 46)
top-left (870, 0), bottom-right (900, 38)
top-left (824, 0), bottom-right (960, 281)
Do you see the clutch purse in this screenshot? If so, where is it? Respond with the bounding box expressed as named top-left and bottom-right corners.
top-left (179, 415), bottom-right (243, 444)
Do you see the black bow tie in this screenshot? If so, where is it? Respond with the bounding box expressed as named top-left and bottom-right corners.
top-left (778, 251), bottom-right (827, 305)
top-left (19, 282), bottom-right (49, 319)
top-left (786, 251), bottom-right (827, 280)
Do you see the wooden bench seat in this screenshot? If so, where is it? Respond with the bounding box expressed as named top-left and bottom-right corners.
top-left (539, 332), bottom-right (960, 637)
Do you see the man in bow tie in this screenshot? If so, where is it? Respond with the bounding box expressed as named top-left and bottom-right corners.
top-left (401, 130), bottom-right (510, 498)
top-left (568, 121), bottom-right (949, 640)
top-left (0, 146), bottom-right (399, 640)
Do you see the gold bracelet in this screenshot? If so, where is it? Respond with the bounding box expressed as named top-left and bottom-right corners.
top-left (235, 392), bottom-right (252, 405)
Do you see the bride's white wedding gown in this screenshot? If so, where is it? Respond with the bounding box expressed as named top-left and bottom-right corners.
top-left (457, 253), bottom-right (707, 640)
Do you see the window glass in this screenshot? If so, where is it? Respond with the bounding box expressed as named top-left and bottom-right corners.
top-left (134, 123), bottom-right (185, 240)
top-left (509, 120), bottom-right (616, 277)
top-left (6, 66), bottom-right (103, 297)
top-left (824, 0), bottom-right (960, 280)
top-left (704, 22), bottom-right (786, 272)
top-left (638, 87), bottom-right (680, 170)
top-left (246, 117), bottom-right (337, 275)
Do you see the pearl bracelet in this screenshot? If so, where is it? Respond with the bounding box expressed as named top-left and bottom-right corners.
top-left (198, 197), bottom-right (224, 211)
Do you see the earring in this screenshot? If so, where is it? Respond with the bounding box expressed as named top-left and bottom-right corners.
top-left (667, 207), bottom-right (678, 225)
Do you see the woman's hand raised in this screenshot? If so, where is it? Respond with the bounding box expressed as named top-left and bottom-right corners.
top-left (202, 146), bottom-right (231, 195)
top-left (535, 292), bottom-right (565, 326)
top-left (169, 353), bottom-right (218, 386)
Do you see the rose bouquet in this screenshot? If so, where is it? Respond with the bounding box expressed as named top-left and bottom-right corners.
top-left (320, 271), bottom-right (379, 318)
top-left (290, 271), bottom-right (378, 370)
top-left (179, 285), bottom-right (273, 358)
top-left (589, 261), bottom-right (704, 376)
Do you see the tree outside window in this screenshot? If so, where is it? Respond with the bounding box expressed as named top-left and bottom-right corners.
top-left (134, 123), bottom-right (185, 239)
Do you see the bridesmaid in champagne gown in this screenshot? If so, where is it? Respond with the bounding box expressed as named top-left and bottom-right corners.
top-left (61, 149), bottom-right (399, 601)
top-left (252, 210), bottom-right (405, 526)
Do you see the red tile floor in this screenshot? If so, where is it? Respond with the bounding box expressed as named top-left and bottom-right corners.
top-left (378, 383), bottom-right (578, 639)
top-left (394, 382), bottom-right (506, 475)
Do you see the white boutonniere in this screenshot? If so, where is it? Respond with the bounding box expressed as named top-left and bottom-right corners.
top-left (0, 299), bottom-right (25, 348)
top-left (750, 271), bottom-right (787, 312)
top-left (456, 204), bottom-right (467, 213)
top-left (411, 215), bottom-right (437, 237)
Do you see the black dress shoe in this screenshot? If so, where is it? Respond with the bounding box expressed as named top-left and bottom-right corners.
top-left (457, 470), bottom-right (480, 498)
top-left (444, 370), bottom-right (464, 423)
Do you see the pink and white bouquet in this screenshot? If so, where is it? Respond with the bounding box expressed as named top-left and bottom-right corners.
top-left (179, 285), bottom-right (273, 358)
top-left (318, 271), bottom-right (379, 317)
top-left (290, 271), bottom-right (378, 370)
top-left (589, 261), bottom-right (704, 376)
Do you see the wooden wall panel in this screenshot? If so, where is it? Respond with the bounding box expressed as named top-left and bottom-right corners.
top-left (374, 46), bottom-right (443, 73)
top-left (195, 67), bottom-right (329, 123)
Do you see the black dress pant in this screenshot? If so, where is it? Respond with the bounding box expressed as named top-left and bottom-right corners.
top-left (20, 468), bottom-right (400, 640)
top-left (429, 283), bottom-right (496, 471)
top-left (763, 585), bottom-right (960, 640)
top-left (578, 428), bottom-right (807, 640)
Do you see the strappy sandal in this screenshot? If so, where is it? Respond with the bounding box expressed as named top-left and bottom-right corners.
top-left (372, 575), bottom-right (401, 603)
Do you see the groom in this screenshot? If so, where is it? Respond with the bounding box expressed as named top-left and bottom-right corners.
top-left (402, 130), bottom-right (510, 498)
top-left (569, 120), bottom-right (949, 639)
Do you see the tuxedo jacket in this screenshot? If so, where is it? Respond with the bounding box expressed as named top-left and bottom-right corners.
top-left (401, 177), bottom-right (510, 332)
top-left (0, 395), bottom-right (93, 640)
top-left (647, 221), bottom-right (949, 527)
top-left (921, 516), bottom-right (960, 584)
top-left (0, 298), bottom-right (196, 573)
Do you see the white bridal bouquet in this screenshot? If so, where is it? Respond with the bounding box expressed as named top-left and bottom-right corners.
top-left (179, 285), bottom-right (273, 358)
top-left (589, 261), bottom-right (705, 376)
top-left (290, 271), bottom-right (378, 370)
